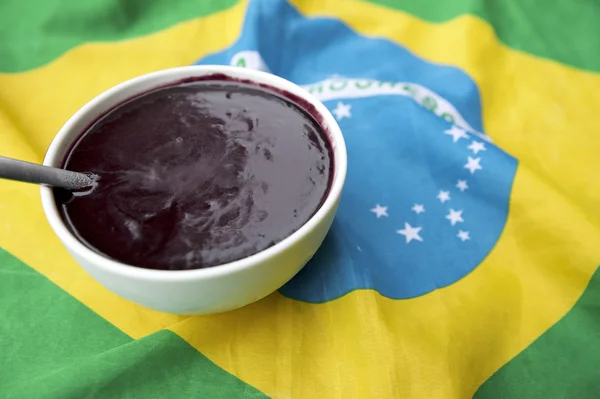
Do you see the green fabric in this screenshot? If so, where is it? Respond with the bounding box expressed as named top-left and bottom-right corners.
top-left (474, 267), bottom-right (600, 399)
top-left (0, 249), bottom-right (268, 398)
top-left (369, 0), bottom-right (600, 72)
top-left (2, 0), bottom-right (600, 73)
top-left (0, 0), bottom-right (238, 72)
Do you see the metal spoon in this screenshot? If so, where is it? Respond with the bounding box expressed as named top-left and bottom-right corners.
top-left (0, 156), bottom-right (96, 190)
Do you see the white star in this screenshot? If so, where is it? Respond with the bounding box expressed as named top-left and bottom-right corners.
top-left (456, 180), bottom-right (468, 192)
top-left (332, 102), bottom-right (352, 120)
top-left (411, 204), bottom-right (425, 214)
top-left (464, 157), bottom-right (482, 174)
top-left (370, 204), bottom-right (388, 218)
top-left (437, 190), bottom-right (451, 203)
top-left (457, 230), bottom-right (470, 242)
top-left (444, 125), bottom-right (469, 143)
top-left (468, 140), bottom-right (487, 154)
top-left (446, 209), bottom-right (464, 226)
top-left (396, 222), bottom-right (423, 243)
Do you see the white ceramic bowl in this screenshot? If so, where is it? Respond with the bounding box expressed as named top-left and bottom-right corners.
top-left (41, 66), bottom-right (347, 315)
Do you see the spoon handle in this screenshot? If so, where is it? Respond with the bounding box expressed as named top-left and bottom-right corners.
top-left (0, 156), bottom-right (94, 190)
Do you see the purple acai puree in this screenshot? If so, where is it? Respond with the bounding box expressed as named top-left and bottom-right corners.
top-left (56, 78), bottom-right (333, 270)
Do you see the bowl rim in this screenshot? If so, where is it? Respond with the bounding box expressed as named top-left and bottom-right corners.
top-left (40, 65), bottom-right (347, 282)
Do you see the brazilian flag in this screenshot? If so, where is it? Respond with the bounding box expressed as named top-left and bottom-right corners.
top-left (1, 0), bottom-right (599, 397)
